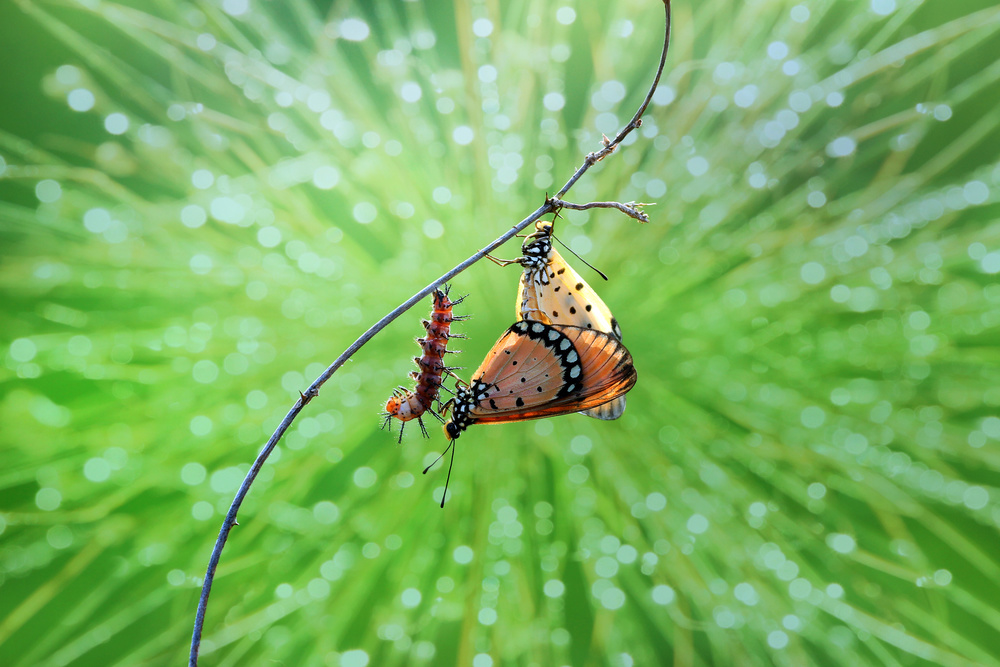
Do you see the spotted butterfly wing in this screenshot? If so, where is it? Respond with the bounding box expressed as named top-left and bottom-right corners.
top-left (444, 321), bottom-right (636, 440)
top-left (513, 220), bottom-right (625, 420)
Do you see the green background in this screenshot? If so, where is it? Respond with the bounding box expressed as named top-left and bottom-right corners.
top-left (2, 0), bottom-right (999, 665)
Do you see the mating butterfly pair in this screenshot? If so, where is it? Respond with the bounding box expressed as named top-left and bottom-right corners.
top-left (383, 220), bottom-right (636, 435)
top-left (382, 219), bottom-right (636, 504)
top-left (442, 220), bottom-right (636, 440)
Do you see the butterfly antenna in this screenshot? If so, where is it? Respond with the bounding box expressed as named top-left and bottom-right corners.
top-left (423, 440), bottom-right (454, 475)
top-left (552, 234), bottom-right (609, 281)
top-left (440, 440), bottom-right (457, 508)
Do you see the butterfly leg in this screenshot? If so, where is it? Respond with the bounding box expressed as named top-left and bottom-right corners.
top-left (441, 368), bottom-right (465, 384)
top-left (439, 397), bottom-right (456, 418)
top-left (485, 254), bottom-right (520, 267)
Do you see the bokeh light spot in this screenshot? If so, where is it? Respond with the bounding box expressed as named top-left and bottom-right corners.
top-left (36, 180), bottom-right (62, 203)
top-left (340, 19), bottom-right (370, 42)
top-left (68, 88), bottom-right (95, 112)
top-left (83, 458), bottom-right (111, 482)
top-left (353, 467), bottom-right (377, 488)
top-left (36, 488), bottom-right (62, 511)
top-left (104, 113), bottom-right (129, 135)
top-left (453, 545), bottom-right (474, 564)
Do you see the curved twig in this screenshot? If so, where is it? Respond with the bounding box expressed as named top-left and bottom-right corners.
top-left (550, 197), bottom-right (653, 223)
top-left (190, 2), bottom-right (671, 664)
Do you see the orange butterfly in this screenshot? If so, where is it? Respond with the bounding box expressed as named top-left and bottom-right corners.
top-left (443, 320), bottom-right (637, 441)
top-left (491, 219), bottom-right (626, 420)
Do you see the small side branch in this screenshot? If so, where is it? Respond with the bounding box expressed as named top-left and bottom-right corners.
top-left (550, 198), bottom-right (653, 223)
top-left (189, 2), bottom-right (672, 664)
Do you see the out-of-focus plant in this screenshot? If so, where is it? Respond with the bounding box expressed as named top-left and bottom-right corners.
top-left (1, 1), bottom-right (999, 666)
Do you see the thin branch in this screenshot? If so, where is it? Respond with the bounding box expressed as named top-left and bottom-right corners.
top-left (190, 2), bottom-right (671, 664)
top-left (556, 0), bottom-right (672, 198)
top-left (550, 197), bottom-right (653, 223)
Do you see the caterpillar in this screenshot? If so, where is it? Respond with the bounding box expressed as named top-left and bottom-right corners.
top-left (381, 285), bottom-right (466, 442)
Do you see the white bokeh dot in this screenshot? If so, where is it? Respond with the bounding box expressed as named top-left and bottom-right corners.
top-left (222, 0), bottom-right (248, 17)
top-left (472, 18), bottom-right (493, 37)
top-left (400, 82), bottom-right (422, 103)
top-left (871, 0), bottom-right (896, 16)
top-left (68, 89), bottom-right (95, 112)
top-left (556, 7), bottom-right (576, 24)
top-left (341, 19), bottom-right (370, 41)
top-left (104, 113), bottom-right (129, 135)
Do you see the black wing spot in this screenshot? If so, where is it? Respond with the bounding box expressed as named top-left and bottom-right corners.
top-left (569, 307), bottom-right (576, 314)
top-left (587, 323), bottom-right (593, 328)
top-left (552, 311), bottom-right (559, 317)
top-left (554, 286), bottom-right (561, 292)
top-left (558, 269), bottom-right (565, 275)
top-left (511, 360), bottom-right (517, 366)
top-left (489, 399), bottom-right (498, 409)
top-left (536, 386), bottom-right (543, 392)
top-left (520, 377), bottom-right (526, 383)
top-left (585, 304), bottom-right (592, 312)
top-left (575, 282), bottom-right (584, 290)
top-left (515, 397), bottom-right (524, 407)
top-left (505, 350), bottom-right (511, 355)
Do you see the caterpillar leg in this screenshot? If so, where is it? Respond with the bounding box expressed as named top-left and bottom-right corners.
top-left (380, 411), bottom-right (395, 435)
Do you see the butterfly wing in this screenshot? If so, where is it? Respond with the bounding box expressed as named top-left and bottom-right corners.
top-left (527, 248), bottom-right (621, 336)
top-left (467, 322), bottom-right (636, 424)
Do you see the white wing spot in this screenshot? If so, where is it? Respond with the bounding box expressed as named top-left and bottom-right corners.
top-left (560, 339), bottom-right (571, 350)
top-left (569, 365), bottom-right (581, 378)
top-left (531, 322), bottom-right (545, 334)
top-left (547, 329), bottom-right (560, 341)
top-left (566, 350), bottom-right (578, 363)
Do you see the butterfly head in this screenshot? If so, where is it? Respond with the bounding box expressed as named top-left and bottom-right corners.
top-left (443, 384), bottom-right (476, 440)
top-left (520, 223), bottom-right (553, 269)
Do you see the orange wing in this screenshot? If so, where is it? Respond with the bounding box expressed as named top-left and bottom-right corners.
top-left (467, 322), bottom-right (636, 424)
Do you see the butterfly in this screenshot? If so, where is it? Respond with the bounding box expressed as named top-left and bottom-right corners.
top-left (381, 286), bottom-right (466, 443)
top-left (422, 320), bottom-right (635, 506)
top-left (443, 320), bottom-right (637, 441)
top-left (491, 219), bottom-right (626, 420)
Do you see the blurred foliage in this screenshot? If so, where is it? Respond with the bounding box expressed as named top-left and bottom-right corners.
top-left (2, 0), bottom-right (1000, 665)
